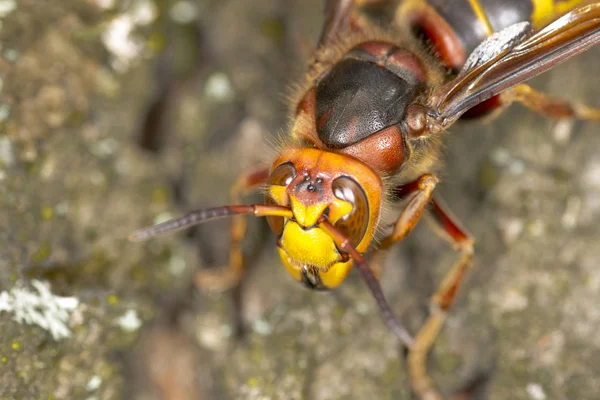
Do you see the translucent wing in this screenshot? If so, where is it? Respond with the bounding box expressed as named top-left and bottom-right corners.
top-left (428, 3), bottom-right (600, 125)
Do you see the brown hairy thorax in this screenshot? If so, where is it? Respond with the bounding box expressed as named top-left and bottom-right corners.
top-left (285, 20), bottom-right (447, 188)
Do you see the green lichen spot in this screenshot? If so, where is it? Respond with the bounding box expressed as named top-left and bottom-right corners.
top-left (437, 352), bottom-right (462, 374)
top-left (107, 294), bottom-right (119, 305)
top-left (41, 205), bottom-right (54, 220)
top-left (1, 356), bottom-right (7, 362)
top-left (130, 265), bottom-right (148, 282)
top-left (260, 17), bottom-right (284, 42)
top-left (247, 376), bottom-right (260, 388)
top-left (67, 110), bottom-right (86, 127)
top-left (551, 166), bottom-right (570, 183)
top-left (147, 31), bottom-right (166, 53)
top-left (332, 305), bottom-right (345, 319)
top-left (382, 361), bottom-right (400, 385)
top-left (151, 187), bottom-right (168, 205)
top-left (32, 242), bottom-right (52, 263)
top-left (479, 160), bottom-right (498, 189)
top-left (250, 343), bottom-right (264, 364)
top-left (11, 341), bottom-right (20, 350)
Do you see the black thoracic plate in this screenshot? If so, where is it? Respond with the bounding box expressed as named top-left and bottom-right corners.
top-left (315, 58), bottom-right (416, 148)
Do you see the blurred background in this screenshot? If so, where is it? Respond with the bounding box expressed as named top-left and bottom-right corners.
top-left (1, 0), bottom-right (600, 399)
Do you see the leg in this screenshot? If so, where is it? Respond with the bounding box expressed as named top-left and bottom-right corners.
top-left (407, 196), bottom-right (474, 400)
top-left (318, 0), bottom-right (355, 48)
top-left (318, 0), bottom-right (390, 48)
top-left (372, 176), bottom-right (473, 399)
top-left (368, 174), bottom-right (439, 279)
top-left (195, 167), bottom-right (269, 291)
top-left (382, 174), bottom-right (439, 249)
top-left (499, 83), bottom-right (600, 121)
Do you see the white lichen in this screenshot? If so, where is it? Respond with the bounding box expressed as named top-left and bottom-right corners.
top-left (0, 0), bottom-right (17, 18)
top-left (252, 318), bottom-right (272, 336)
top-left (86, 375), bottom-right (103, 391)
top-left (526, 383), bottom-right (547, 400)
top-left (204, 72), bottom-right (235, 102)
top-left (116, 309), bottom-right (142, 332)
top-left (95, 0), bottom-right (115, 9)
top-left (101, 0), bottom-right (157, 72)
top-left (0, 280), bottom-right (79, 340)
top-left (170, 1), bottom-right (198, 24)
top-left (0, 135), bottom-right (15, 166)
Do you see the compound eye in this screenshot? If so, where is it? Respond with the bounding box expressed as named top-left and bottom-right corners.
top-left (332, 176), bottom-right (369, 247)
top-left (266, 162), bottom-right (296, 235)
top-left (267, 162), bottom-right (296, 187)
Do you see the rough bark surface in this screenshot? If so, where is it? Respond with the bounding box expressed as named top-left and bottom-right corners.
top-left (1, 1), bottom-right (599, 399)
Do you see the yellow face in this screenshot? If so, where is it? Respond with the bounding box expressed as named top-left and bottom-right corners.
top-left (266, 148), bottom-right (383, 290)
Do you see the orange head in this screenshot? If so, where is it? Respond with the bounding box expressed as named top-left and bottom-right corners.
top-left (265, 147), bottom-right (383, 290)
